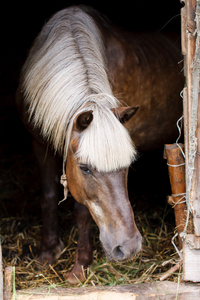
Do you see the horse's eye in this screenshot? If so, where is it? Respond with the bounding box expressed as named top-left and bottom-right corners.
top-left (79, 164), bottom-right (91, 175)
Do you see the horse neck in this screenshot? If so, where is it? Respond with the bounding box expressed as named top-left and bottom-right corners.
top-left (104, 29), bottom-right (181, 71)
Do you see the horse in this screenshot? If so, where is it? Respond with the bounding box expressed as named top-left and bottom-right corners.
top-left (16, 5), bottom-right (184, 283)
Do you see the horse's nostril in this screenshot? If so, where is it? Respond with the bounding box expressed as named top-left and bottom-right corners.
top-left (113, 245), bottom-right (124, 259)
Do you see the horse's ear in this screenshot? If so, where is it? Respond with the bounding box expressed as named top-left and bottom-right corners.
top-left (74, 110), bottom-right (93, 132)
top-left (112, 106), bottom-right (139, 124)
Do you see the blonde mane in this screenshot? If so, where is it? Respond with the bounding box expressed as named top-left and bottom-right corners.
top-left (22, 6), bottom-right (137, 172)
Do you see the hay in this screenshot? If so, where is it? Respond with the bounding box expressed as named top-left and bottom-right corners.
top-left (1, 213), bottom-right (181, 290)
top-left (0, 101), bottom-right (182, 290)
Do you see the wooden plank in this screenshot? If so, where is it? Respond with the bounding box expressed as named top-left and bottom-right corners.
top-left (184, 0), bottom-right (196, 162)
top-left (3, 267), bottom-right (13, 300)
top-left (17, 291), bottom-right (137, 300)
top-left (181, 4), bottom-right (187, 56)
top-left (185, 0), bottom-right (196, 139)
top-left (181, 0), bottom-right (200, 282)
top-left (16, 282), bottom-right (200, 300)
top-left (183, 234), bottom-right (200, 281)
top-left (183, 88), bottom-right (188, 179)
top-left (190, 1), bottom-right (200, 237)
top-left (184, 0), bottom-right (200, 237)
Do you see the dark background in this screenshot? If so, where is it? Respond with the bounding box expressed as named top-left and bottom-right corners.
top-left (1, 0), bottom-right (182, 96)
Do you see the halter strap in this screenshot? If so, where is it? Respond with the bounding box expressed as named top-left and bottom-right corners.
top-left (59, 165), bottom-right (68, 204)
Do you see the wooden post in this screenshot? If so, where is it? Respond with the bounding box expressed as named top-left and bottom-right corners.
top-left (164, 144), bottom-right (186, 249)
top-left (3, 267), bottom-right (13, 300)
top-left (181, 0), bottom-right (200, 281)
top-left (184, 0), bottom-right (200, 238)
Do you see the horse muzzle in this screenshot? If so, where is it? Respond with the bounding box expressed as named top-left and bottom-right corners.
top-left (99, 229), bottom-right (142, 261)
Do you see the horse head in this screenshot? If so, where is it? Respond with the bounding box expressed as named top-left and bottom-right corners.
top-left (65, 105), bottom-right (142, 261)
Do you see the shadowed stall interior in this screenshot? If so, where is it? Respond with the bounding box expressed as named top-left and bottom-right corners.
top-left (0, 0), bottom-right (184, 288)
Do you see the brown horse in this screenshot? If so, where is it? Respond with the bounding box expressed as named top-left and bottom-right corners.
top-left (16, 5), bottom-right (183, 283)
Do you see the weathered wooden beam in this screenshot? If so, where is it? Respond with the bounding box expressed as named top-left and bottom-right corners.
top-left (3, 267), bottom-right (13, 300)
top-left (181, 0), bottom-right (200, 282)
top-left (15, 282), bottom-right (200, 300)
top-left (184, 0), bottom-right (200, 238)
top-left (190, 0), bottom-right (200, 238)
top-left (183, 234), bottom-right (200, 281)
